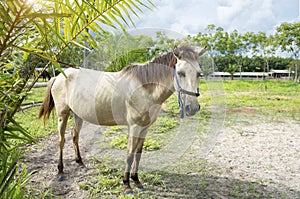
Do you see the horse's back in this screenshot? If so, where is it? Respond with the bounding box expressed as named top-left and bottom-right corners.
top-left (52, 68), bottom-right (123, 125)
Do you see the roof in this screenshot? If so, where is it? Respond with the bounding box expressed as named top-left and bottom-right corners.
top-left (210, 72), bottom-right (268, 77)
top-left (270, 69), bottom-right (289, 74)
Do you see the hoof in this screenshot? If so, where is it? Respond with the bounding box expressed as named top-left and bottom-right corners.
top-left (57, 175), bottom-right (65, 182)
top-left (124, 188), bottom-right (134, 195)
top-left (136, 186), bottom-right (145, 192)
top-left (133, 181), bottom-right (145, 191)
top-left (80, 167), bottom-right (88, 172)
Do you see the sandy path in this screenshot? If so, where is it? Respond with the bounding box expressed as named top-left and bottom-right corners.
top-left (204, 114), bottom-right (300, 198)
top-left (24, 113), bottom-right (300, 198)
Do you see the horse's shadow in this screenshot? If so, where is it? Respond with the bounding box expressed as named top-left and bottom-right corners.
top-left (144, 171), bottom-right (299, 199)
top-left (43, 157), bottom-right (299, 199)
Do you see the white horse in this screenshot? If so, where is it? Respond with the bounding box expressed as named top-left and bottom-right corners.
top-left (39, 46), bottom-right (206, 194)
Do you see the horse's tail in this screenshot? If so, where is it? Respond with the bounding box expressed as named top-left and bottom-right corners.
top-left (38, 77), bottom-right (56, 124)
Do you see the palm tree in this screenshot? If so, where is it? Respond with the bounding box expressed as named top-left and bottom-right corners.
top-left (0, 0), bottom-right (153, 197)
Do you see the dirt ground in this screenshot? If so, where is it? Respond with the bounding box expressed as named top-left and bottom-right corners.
top-left (24, 111), bottom-right (300, 198)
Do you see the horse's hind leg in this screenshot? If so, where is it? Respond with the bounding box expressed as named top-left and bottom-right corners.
top-left (57, 110), bottom-right (70, 179)
top-left (72, 114), bottom-right (85, 169)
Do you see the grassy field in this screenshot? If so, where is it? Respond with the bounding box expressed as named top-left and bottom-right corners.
top-left (201, 79), bottom-right (300, 118)
top-left (19, 79), bottom-right (300, 198)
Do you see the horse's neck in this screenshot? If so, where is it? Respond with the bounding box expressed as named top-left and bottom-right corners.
top-left (151, 75), bottom-right (175, 104)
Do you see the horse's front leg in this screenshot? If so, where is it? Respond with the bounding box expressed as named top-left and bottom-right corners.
top-left (131, 137), bottom-right (146, 191)
top-left (123, 125), bottom-right (148, 194)
top-left (123, 135), bottom-right (138, 194)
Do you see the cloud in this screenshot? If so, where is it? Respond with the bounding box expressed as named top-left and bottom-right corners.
top-left (216, 0), bottom-right (276, 32)
top-left (135, 0), bottom-right (218, 34)
top-left (133, 0), bottom-right (299, 35)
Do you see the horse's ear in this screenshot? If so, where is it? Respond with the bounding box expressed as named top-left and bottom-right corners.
top-left (198, 46), bottom-right (207, 56)
top-left (173, 46), bottom-right (181, 59)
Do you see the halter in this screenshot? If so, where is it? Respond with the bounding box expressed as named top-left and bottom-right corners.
top-left (173, 67), bottom-right (200, 119)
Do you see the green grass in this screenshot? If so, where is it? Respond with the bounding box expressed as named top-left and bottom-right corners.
top-left (80, 157), bottom-right (165, 198)
top-left (222, 80), bottom-right (300, 117)
top-left (105, 116), bottom-right (178, 151)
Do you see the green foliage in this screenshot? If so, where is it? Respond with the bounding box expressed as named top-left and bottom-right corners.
top-left (14, 87), bottom-right (59, 140)
top-left (149, 117), bottom-right (178, 134)
top-left (110, 133), bottom-right (128, 150)
top-left (200, 55), bottom-right (214, 78)
top-left (224, 63), bottom-right (238, 80)
top-left (0, 0), bottom-right (154, 198)
top-left (276, 22), bottom-right (300, 57)
top-left (88, 33), bottom-right (155, 71)
top-left (191, 23), bottom-right (300, 78)
top-left (0, 149), bottom-right (31, 199)
top-left (214, 55), bottom-right (292, 72)
top-left (276, 22), bottom-right (300, 82)
top-left (15, 107), bottom-right (58, 140)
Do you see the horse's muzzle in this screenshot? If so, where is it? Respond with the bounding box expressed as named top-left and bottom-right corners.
top-left (185, 103), bottom-right (200, 116)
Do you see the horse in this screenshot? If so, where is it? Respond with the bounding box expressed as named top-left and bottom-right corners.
top-left (38, 45), bottom-right (207, 194)
top-left (34, 69), bottom-right (52, 81)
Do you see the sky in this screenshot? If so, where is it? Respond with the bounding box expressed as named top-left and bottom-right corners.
top-left (129, 0), bottom-right (299, 36)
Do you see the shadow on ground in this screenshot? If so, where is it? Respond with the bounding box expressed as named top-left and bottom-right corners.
top-left (32, 158), bottom-right (299, 199)
top-left (23, 121), bottom-right (300, 198)
top-left (144, 171), bottom-right (300, 199)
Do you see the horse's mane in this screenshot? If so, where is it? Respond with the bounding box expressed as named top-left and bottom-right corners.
top-left (121, 46), bottom-right (198, 86)
top-left (172, 45), bottom-right (199, 60)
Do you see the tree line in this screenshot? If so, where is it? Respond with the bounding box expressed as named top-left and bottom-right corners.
top-left (190, 23), bottom-right (299, 80)
top-left (53, 22), bottom-right (300, 81)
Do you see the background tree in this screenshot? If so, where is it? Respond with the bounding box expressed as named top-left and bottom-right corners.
top-left (191, 25), bottom-right (223, 74)
top-left (275, 22), bottom-right (300, 82)
top-left (250, 32), bottom-right (277, 79)
top-left (211, 28), bottom-right (243, 77)
top-left (224, 63), bottom-right (238, 80)
top-left (200, 55), bottom-right (214, 79)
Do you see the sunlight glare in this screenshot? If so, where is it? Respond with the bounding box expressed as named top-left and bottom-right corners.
top-left (26, 0), bottom-right (41, 5)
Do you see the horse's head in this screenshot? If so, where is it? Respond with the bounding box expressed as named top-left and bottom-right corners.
top-left (173, 46), bottom-right (207, 117)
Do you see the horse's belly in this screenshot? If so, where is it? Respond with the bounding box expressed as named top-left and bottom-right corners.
top-left (96, 110), bottom-right (127, 126)
top-left (69, 95), bottom-right (127, 126)
top-left (94, 96), bottom-right (127, 126)
top-left (69, 101), bottom-right (99, 125)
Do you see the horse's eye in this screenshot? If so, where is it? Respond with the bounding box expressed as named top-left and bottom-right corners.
top-left (177, 71), bottom-right (185, 77)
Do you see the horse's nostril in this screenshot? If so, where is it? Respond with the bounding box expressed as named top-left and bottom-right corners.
top-left (185, 105), bottom-right (191, 112)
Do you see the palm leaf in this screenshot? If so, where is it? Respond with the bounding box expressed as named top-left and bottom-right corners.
top-left (0, 2), bottom-right (155, 197)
